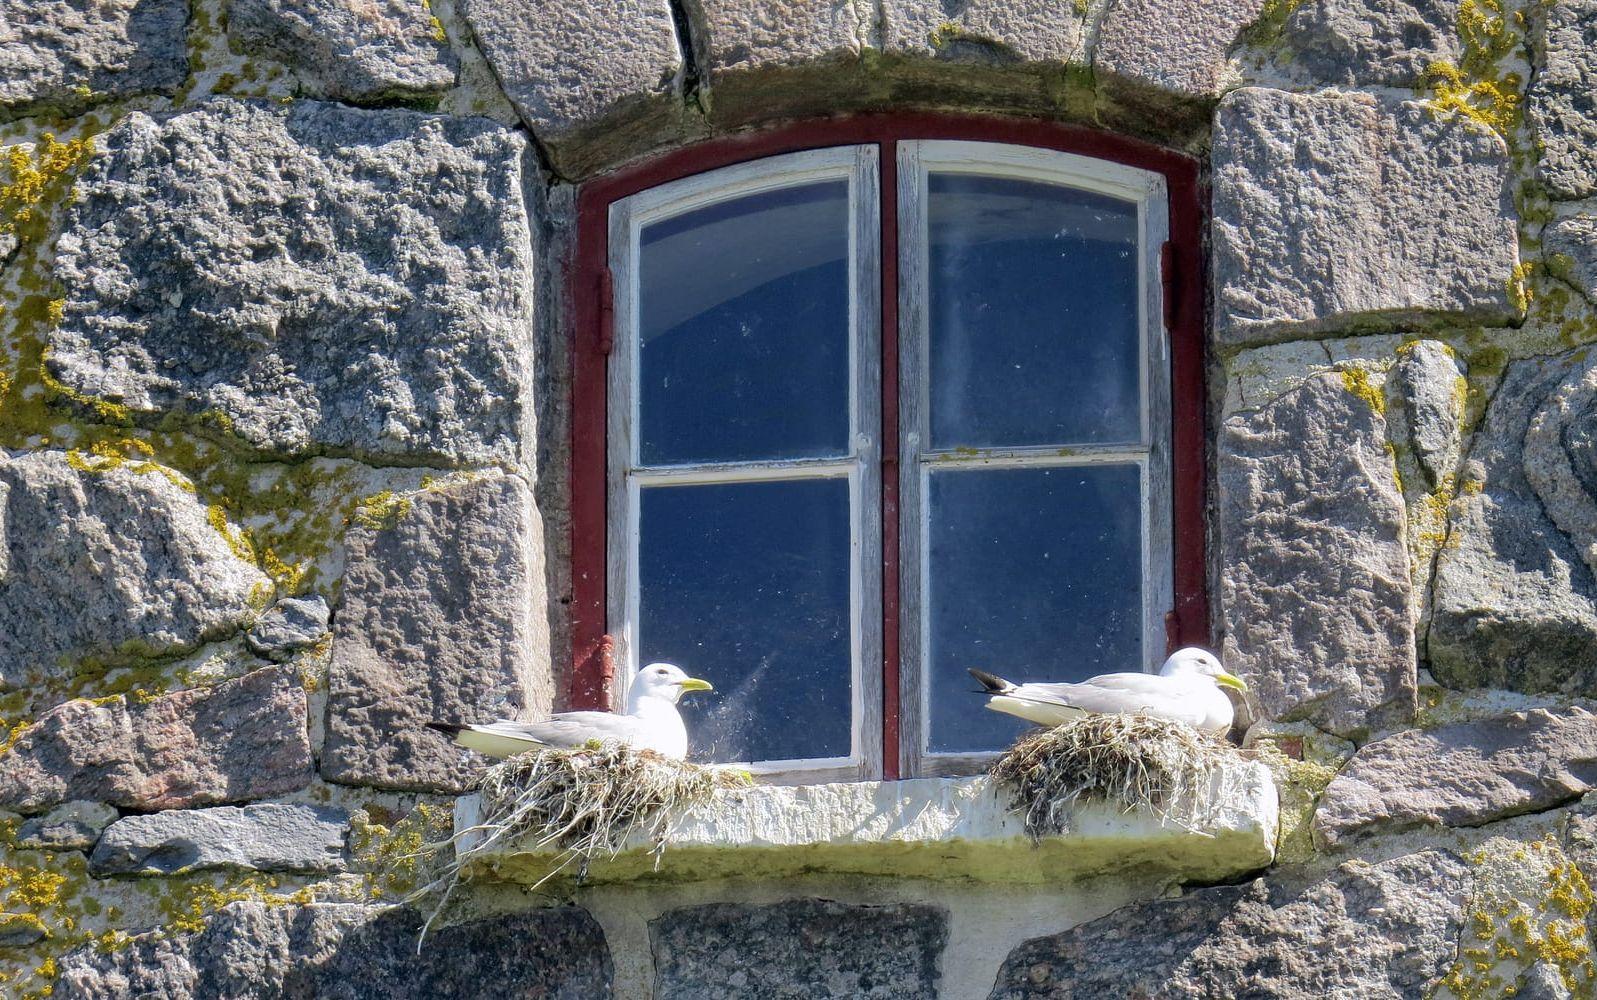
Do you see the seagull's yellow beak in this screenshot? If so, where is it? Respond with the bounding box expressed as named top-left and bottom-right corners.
top-left (1215, 671), bottom-right (1249, 692)
top-left (677, 677), bottom-right (714, 694)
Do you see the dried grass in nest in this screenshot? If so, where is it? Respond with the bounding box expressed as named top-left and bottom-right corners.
top-left (988, 713), bottom-right (1240, 841)
top-left (410, 743), bottom-right (750, 947)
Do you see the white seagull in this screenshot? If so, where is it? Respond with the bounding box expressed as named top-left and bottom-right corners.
top-left (968, 647), bottom-right (1248, 736)
top-left (427, 662), bottom-right (714, 761)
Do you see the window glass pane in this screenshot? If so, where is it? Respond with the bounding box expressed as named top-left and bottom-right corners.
top-left (926, 463), bottom-right (1144, 754)
top-left (639, 478), bottom-right (852, 763)
top-left (927, 174), bottom-right (1140, 450)
top-left (639, 182), bottom-right (851, 466)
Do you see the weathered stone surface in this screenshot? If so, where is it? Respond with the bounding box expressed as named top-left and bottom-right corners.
top-left (653, 899), bottom-right (946, 999)
top-left (0, 0), bottom-right (189, 119)
top-left (1546, 214), bottom-right (1597, 304)
top-left (48, 98), bottom-right (535, 466)
top-left (229, 0), bottom-right (458, 103)
top-left (1213, 88), bottom-right (1519, 344)
top-left (884, 0), bottom-right (1087, 64)
top-left (1219, 372), bottom-right (1417, 736)
top-left (0, 451), bottom-right (270, 688)
top-left (687, 0), bottom-right (864, 75)
top-left (0, 666), bottom-right (312, 813)
top-left (15, 801), bottom-right (118, 851)
top-left (55, 901), bottom-right (612, 998)
top-left (323, 473), bottom-right (550, 792)
top-left (1315, 708), bottom-right (1597, 847)
top-left (456, 0), bottom-right (683, 174)
top-left (90, 803), bottom-right (348, 875)
top-left (1431, 347), bottom-right (1597, 695)
top-left (1390, 339), bottom-right (1467, 487)
top-left (1277, 0), bottom-right (1460, 87)
top-left (1529, 0), bottom-right (1597, 200)
top-left (1095, 0), bottom-right (1264, 100)
top-left (987, 850), bottom-right (1469, 998)
top-left (245, 594), bottom-right (331, 662)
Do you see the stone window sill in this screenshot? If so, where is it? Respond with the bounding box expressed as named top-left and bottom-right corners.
top-left (451, 759), bottom-right (1278, 887)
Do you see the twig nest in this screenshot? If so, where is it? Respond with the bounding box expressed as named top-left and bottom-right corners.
top-left (410, 744), bottom-right (750, 947)
top-left (988, 713), bottom-right (1242, 841)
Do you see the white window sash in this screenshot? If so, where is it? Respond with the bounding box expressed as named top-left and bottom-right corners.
top-left (607, 146), bottom-right (883, 783)
top-left (894, 140), bottom-right (1174, 779)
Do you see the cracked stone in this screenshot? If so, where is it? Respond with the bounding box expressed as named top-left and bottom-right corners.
top-left (987, 850), bottom-right (1469, 998)
top-left (0, 450), bottom-right (271, 690)
top-left (14, 801), bottom-right (118, 851)
top-left (1212, 87), bottom-right (1520, 345)
top-left (0, 0), bottom-right (189, 120)
top-left (48, 98), bottom-right (536, 466)
top-left (90, 803), bottom-right (349, 876)
top-left (1315, 707), bottom-right (1597, 847)
top-left (246, 595), bottom-right (331, 662)
top-left (1430, 346), bottom-right (1597, 695)
top-left (54, 901), bottom-right (612, 998)
top-left (652, 899), bottom-right (947, 999)
top-left (1219, 372), bottom-right (1417, 737)
top-left (323, 473), bottom-right (551, 792)
top-left (1389, 340), bottom-right (1467, 488)
top-left (228, 0), bottom-right (458, 104)
top-left (0, 666), bottom-right (313, 814)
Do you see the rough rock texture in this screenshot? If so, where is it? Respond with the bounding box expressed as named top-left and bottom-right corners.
top-left (1315, 707), bottom-right (1597, 847)
top-left (55, 901), bottom-right (613, 998)
top-left (1095, 0), bottom-right (1265, 101)
top-left (686, 0), bottom-right (865, 75)
top-left (14, 800), bottom-right (118, 851)
top-left (0, 0), bottom-right (189, 119)
top-left (1277, 0), bottom-right (1460, 87)
top-left (884, 0), bottom-right (1087, 64)
top-left (0, 451), bottom-right (270, 688)
top-left (49, 98), bottom-right (535, 466)
top-left (652, 898), bottom-right (946, 999)
top-left (1213, 88), bottom-right (1519, 345)
top-left (0, 666), bottom-right (312, 813)
top-left (1529, 0), bottom-right (1597, 200)
top-left (323, 473), bottom-right (550, 792)
top-left (1546, 213), bottom-right (1597, 304)
top-left (1431, 347), bottom-right (1597, 695)
top-left (455, 0), bottom-right (683, 175)
top-left (228, 0), bottom-right (458, 104)
top-left (987, 851), bottom-right (1469, 998)
top-left (1219, 372), bottom-right (1417, 736)
top-left (246, 595), bottom-right (331, 662)
top-left (1389, 340), bottom-right (1466, 487)
top-left (90, 803), bottom-right (349, 875)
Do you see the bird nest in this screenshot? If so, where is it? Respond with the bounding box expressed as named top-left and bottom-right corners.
top-left (988, 713), bottom-right (1241, 841)
top-left (411, 743), bottom-right (750, 945)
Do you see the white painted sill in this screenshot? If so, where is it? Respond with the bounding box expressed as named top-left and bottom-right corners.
top-left (451, 759), bottom-right (1279, 888)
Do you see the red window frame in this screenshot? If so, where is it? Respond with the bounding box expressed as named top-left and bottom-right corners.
top-left (568, 113), bottom-right (1208, 781)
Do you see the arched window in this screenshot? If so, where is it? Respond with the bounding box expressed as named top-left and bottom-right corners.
top-left (571, 116), bottom-right (1206, 782)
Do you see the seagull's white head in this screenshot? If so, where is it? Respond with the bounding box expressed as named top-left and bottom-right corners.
top-left (628, 662), bottom-right (715, 708)
top-left (1159, 647), bottom-right (1249, 692)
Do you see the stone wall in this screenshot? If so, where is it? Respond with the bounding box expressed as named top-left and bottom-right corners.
top-left (5, 0), bottom-right (1597, 996)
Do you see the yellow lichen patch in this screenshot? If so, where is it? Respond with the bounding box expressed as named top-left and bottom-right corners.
top-left (1435, 837), bottom-right (1597, 999)
top-left (351, 489), bottom-right (413, 531)
top-left (1422, 0), bottom-right (1523, 138)
top-left (1507, 261), bottom-right (1537, 315)
top-left (0, 135), bottom-right (95, 250)
top-left (349, 801), bottom-right (451, 900)
top-left (1340, 366), bottom-right (1387, 416)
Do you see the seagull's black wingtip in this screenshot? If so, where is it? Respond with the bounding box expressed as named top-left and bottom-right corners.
top-left (967, 668), bottom-right (1012, 694)
top-left (425, 721), bottom-right (465, 737)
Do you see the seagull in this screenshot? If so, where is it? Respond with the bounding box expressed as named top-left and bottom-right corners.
top-left (968, 647), bottom-right (1248, 736)
top-left (426, 662), bottom-right (715, 761)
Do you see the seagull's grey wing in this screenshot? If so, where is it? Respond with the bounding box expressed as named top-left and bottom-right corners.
top-left (504, 711), bottom-right (649, 748)
top-left (1003, 674), bottom-right (1207, 722)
